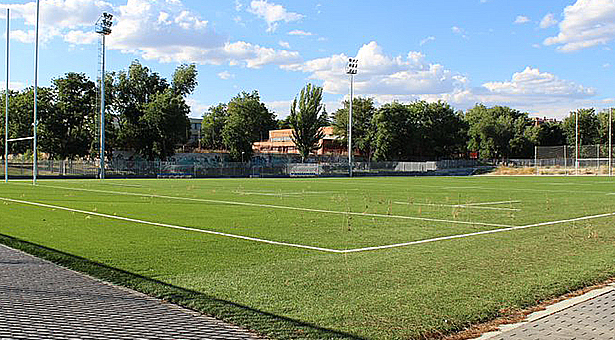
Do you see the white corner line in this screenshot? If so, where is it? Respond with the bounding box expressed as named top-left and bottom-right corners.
top-left (4, 191), bottom-right (615, 255)
top-left (0, 197), bottom-right (343, 254)
top-left (340, 211), bottom-right (615, 253)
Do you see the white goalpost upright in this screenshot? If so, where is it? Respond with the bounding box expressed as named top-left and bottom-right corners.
top-left (609, 108), bottom-right (612, 177)
top-left (4, 8), bottom-right (8, 183)
top-left (33, 0), bottom-right (39, 185)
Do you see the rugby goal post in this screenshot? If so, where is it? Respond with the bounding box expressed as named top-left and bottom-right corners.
top-left (3, 6), bottom-right (39, 184)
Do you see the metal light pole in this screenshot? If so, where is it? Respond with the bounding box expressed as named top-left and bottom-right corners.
top-left (345, 58), bottom-right (358, 177)
top-left (33, 0), bottom-right (39, 185)
top-left (4, 8), bottom-right (8, 183)
top-left (95, 13), bottom-right (113, 179)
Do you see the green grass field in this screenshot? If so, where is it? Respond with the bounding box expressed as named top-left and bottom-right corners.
top-left (1, 176), bottom-right (615, 339)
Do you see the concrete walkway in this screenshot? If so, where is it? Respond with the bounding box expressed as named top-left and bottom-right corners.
top-left (479, 283), bottom-right (615, 340)
top-left (2, 242), bottom-right (614, 340)
top-left (0, 244), bottom-right (262, 340)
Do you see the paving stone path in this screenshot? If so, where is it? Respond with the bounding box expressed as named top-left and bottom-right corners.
top-left (0, 244), bottom-right (262, 340)
top-left (484, 287), bottom-right (615, 340)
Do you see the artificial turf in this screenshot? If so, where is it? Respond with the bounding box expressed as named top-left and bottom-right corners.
top-left (1, 176), bottom-right (615, 339)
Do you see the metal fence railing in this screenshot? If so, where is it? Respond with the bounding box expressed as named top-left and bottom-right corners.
top-left (1, 158), bottom-right (485, 179)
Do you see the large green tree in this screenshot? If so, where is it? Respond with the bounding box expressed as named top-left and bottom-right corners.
top-left (562, 108), bottom-right (600, 147)
top-left (38, 73), bottom-right (97, 159)
top-left (289, 84), bottom-right (328, 161)
top-left (1, 88), bottom-right (54, 156)
top-left (333, 97), bottom-right (376, 160)
top-left (371, 102), bottom-right (416, 161)
top-left (222, 91), bottom-right (276, 161)
top-left (597, 108), bottom-right (615, 145)
top-left (465, 104), bottom-right (534, 159)
top-left (371, 101), bottom-right (466, 161)
top-left (533, 120), bottom-right (566, 146)
top-left (113, 60), bottom-right (195, 160)
top-left (200, 103), bottom-right (227, 150)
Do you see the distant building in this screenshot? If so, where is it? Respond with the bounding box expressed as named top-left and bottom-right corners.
top-left (188, 118), bottom-right (202, 145)
top-left (253, 126), bottom-right (346, 155)
top-left (531, 116), bottom-right (558, 126)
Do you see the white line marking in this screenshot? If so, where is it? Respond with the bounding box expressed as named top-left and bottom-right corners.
top-left (393, 202), bottom-right (520, 212)
top-left (234, 191), bottom-right (301, 197)
top-left (462, 200), bottom-right (521, 206)
top-left (2, 196), bottom-right (615, 254)
top-left (0, 197), bottom-right (342, 254)
top-left (30, 184), bottom-right (514, 228)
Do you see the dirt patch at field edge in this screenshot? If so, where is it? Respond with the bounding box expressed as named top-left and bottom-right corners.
top-left (442, 277), bottom-right (615, 340)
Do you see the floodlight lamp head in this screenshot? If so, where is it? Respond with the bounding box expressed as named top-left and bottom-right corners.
top-left (95, 12), bottom-right (113, 35)
top-left (345, 58), bottom-right (358, 75)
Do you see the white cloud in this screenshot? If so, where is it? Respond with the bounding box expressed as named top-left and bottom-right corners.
top-left (288, 30), bottom-right (312, 36)
top-left (265, 100), bottom-right (292, 118)
top-left (185, 97), bottom-right (210, 118)
top-left (248, 0), bottom-right (303, 32)
top-left (481, 67), bottom-right (594, 98)
top-left (217, 71), bottom-right (234, 80)
top-left (451, 26), bottom-right (468, 39)
top-left (442, 67), bottom-right (597, 118)
top-left (285, 42), bottom-right (597, 118)
top-left (3, 0), bottom-right (301, 68)
top-left (1, 0), bottom-right (112, 44)
top-left (539, 13), bottom-right (558, 29)
top-left (279, 41), bottom-right (290, 49)
top-left (283, 41), bottom-right (462, 97)
top-left (0, 81), bottom-right (25, 91)
top-left (514, 16), bottom-right (530, 24)
top-left (544, 0), bottom-right (615, 52)
top-left (420, 36), bottom-right (435, 46)
top-left (64, 30), bottom-right (99, 45)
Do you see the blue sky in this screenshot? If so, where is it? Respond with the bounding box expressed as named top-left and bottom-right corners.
top-left (1, 0), bottom-right (614, 120)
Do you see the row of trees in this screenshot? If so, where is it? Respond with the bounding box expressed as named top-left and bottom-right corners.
top-left (1, 60), bottom-right (197, 160)
top-left (203, 83), bottom-right (615, 162)
top-left (2, 61), bottom-right (613, 162)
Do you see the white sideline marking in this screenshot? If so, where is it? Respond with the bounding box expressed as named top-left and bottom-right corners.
top-left (462, 200), bottom-right (520, 206)
top-left (0, 197), bottom-right (342, 254)
top-left (2, 196), bottom-right (615, 254)
top-left (393, 202), bottom-right (520, 212)
top-left (31, 184), bottom-right (515, 228)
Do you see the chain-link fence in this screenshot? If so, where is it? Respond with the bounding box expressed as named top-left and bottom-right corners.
top-left (535, 144), bottom-right (615, 175)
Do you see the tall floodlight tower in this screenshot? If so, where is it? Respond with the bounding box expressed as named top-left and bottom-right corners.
top-left (95, 12), bottom-right (113, 179)
top-left (345, 58), bottom-right (358, 177)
